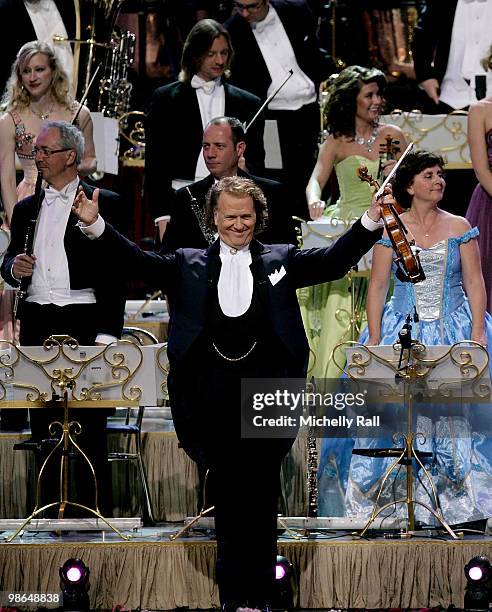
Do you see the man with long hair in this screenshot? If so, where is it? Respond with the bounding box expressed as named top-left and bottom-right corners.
top-left (145, 18), bottom-right (265, 241)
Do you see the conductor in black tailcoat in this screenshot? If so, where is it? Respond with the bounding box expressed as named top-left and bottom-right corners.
top-left (73, 173), bottom-right (386, 608)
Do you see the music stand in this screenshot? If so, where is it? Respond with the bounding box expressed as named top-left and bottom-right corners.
top-left (0, 335), bottom-right (168, 542)
top-left (332, 340), bottom-right (491, 539)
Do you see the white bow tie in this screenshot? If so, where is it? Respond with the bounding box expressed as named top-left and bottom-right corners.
top-left (251, 8), bottom-right (275, 34)
top-left (44, 187), bottom-right (70, 206)
top-left (191, 75), bottom-right (217, 95)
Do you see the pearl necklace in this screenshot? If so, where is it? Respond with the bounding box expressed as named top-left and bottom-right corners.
top-left (354, 125), bottom-right (379, 152)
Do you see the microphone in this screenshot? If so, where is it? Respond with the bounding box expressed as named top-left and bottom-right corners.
top-left (475, 75), bottom-right (487, 101)
top-left (398, 315), bottom-right (413, 351)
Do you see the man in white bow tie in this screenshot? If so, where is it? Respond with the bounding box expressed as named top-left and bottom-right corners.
top-left (145, 18), bottom-right (265, 241)
top-left (0, 120), bottom-right (125, 516)
top-left (413, 0), bottom-right (492, 112)
top-left (73, 174), bottom-right (387, 611)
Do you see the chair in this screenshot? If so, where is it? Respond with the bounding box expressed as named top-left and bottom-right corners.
top-left (106, 326), bottom-right (162, 524)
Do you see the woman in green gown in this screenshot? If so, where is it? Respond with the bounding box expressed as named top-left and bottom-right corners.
top-left (302, 65), bottom-right (407, 378)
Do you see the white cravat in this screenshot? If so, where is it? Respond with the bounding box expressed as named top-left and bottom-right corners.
top-left (217, 241), bottom-right (253, 317)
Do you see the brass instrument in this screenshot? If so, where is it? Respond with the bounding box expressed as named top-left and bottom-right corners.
top-left (98, 29), bottom-right (136, 121)
top-left (53, 1), bottom-right (130, 109)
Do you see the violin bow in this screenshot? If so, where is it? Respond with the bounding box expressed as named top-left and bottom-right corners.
top-left (243, 69), bottom-right (294, 133)
top-left (375, 141), bottom-right (414, 199)
top-left (71, 64), bottom-right (101, 126)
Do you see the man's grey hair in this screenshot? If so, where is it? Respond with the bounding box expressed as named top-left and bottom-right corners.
top-left (42, 120), bottom-right (85, 165)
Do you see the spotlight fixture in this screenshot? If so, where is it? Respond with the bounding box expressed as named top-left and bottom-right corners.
top-left (464, 555), bottom-right (492, 611)
top-left (273, 555), bottom-right (294, 609)
top-left (59, 558), bottom-right (90, 611)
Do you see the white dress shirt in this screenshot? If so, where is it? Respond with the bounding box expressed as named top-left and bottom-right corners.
top-left (24, 0), bottom-right (74, 87)
top-left (191, 75), bottom-right (226, 181)
top-left (440, 0), bottom-right (492, 109)
top-left (251, 4), bottom-right (315, 111)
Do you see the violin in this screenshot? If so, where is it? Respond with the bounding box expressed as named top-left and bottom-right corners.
top-left (357, 164), bottom-right (426, 284)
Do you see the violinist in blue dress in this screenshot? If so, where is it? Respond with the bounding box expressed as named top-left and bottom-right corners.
top-left (318, 150), bottom-right (492, 525)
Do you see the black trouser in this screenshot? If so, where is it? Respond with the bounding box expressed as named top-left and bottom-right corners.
top-left (175, 343), bottom-right (291, 608)
top-left (18, 302), bottom-right (112, 516)
top-left (208, 440), bottom-right (283, 608)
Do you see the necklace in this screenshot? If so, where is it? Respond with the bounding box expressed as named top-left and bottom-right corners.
top-left (212, 340), bottom-right (257, 362)
top-left (354, 125), bottom-right (379, 152)
top-left (409, 211), bottom-right (439, 238)
top-left (30, 104), bottom-right (54, 121)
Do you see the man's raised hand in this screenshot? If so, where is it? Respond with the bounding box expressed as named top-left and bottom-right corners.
top-left (72, 186), bottom-right (100, 226)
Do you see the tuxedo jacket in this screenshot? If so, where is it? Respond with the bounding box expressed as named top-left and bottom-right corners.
top-left (0, 0), bottom-right (75, 95)
top-left (412, 0), bottom-right (457, 85)
top-left (95, 217), bottom-right (381, 458)
top-left (144, 80), bottom-right (265, 220)
top-left (225, 0), bottom-right (322, 101)
top-left (1, 181), bottom-right (125, 339)
top-left (160, 170), bottom-right (297, 253)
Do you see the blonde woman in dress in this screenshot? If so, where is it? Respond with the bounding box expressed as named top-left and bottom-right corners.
top-left (0, 40), bottom-right (96, 226)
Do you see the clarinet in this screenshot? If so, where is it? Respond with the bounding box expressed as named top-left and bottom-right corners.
top-left (186, 187), bottom-right (216, 245)
top-left (13, 172), bottom-right (43, 320)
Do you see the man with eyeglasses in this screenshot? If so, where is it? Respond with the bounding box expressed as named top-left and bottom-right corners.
top-left (145, 18), bottom-right (265, 242)
top-left (1, 120), bottom-right (125, 516)
top-left (225, 0), bottom-right (322, 220)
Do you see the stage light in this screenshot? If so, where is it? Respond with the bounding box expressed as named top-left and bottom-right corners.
top-left (464, 555), bottom-right (492, 611)
top-left (59, 558), bottom-right (90, 611)
top-left (273, 555), bottom-right (294, 609)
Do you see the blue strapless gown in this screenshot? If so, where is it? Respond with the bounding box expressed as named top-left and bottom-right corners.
top-left (318, 228), bottom-right (492, 524)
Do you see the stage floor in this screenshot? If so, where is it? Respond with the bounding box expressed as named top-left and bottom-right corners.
top-left (1, 522), bottom-right (492, 610)
top-left (1, 412), bottom-right (491, 610)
